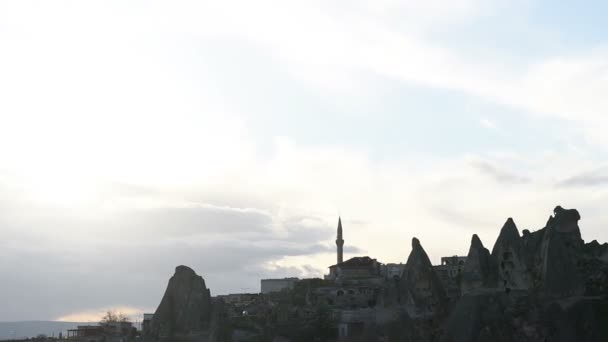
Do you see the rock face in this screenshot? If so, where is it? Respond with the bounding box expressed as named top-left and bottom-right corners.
top-left (585, 240), bottom-right (608, 262)
top-left (461, 234), bottom-right (497, 294)
top-left (148, 266), bottom-right (228, 342)
top-left (442, 293), bottom-right (608, 342)
top-left (402, 238), bottom-right (447, 316)
top-left (520, 228), bottom-right (545, 282)
top-left (442, 292), bottom-right (511, 342)
top-left (441, 206), bottom-right (608, 342)
top-left (539, 206), bottom-right (585, 297)
top-left (491, 218), bottom-right (532, 291)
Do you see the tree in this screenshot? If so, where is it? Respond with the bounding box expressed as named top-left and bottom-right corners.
top-left (101, 310), bottom-right (130, 324)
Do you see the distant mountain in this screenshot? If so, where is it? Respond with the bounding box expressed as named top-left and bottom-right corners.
top-left (0, 321), bottom-right (91, 340)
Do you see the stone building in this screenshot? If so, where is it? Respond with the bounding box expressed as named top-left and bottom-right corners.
top-left (141, 314), bottom-right (154, 335)
top-left (433, 256), bottom-right (466, 280)
top-left (381, 263), bottom-right (407, 280)
top-left (326, 256), bottom-right (383, 281)
top-left (67, 322), bottom-right (134, 342)
top-left (67, 326), bottom-right (104, 342)
top-left (260, 278), bottom-right (299, 294)
top-left (335, 308), bottom-right (375, 338)
top-left (216, 293), bottom-right (268, 319)
top-left (433, 255), bottom-right (467, 298)
top-left (325, 218), bottom-right (383, 281)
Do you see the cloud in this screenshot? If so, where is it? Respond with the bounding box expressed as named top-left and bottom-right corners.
top-left (0, 181), bottom-right (367, 320)
top-left (2, 136), bottom-right (608, 321)
top-left (480, 117), bottom-right (497, 130)
top-left (467, 158), bottom-right (530, 184)
top-left (558, 166), bottom-right (608, 187)
top-left (182, 1), bottom-right (608, 148)
top-left (429, 205), bottom-right (496, 229)
top-left (112, 204), bottom-right (275, 238)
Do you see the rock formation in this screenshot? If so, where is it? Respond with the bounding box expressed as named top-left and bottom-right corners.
top-left (442, 206), bottom-right (608, 342)
top-left (443, 292), bottom-right (608, 342)
top-left (585, 240), bottom-right (608, 262)
top-left (402, 237), bottom-right (447, 316)
top-left (461, 234), bottom-right (497, 294)
top-left (538, 206), bottom-right (585, 297)
top-left (148, 266), bottom-right (229, 342)
top-left (491, 218), bottom-right (532, 291)
top-left (141, 206), bottom-right (608, 342)
top-left (520, 228), bottom-right (545, 284)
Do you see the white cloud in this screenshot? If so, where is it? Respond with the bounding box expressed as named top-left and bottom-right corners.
top-left (480, 117), bottom-right (497, 129)
top-left (0, 1), bottom-right (605, 254)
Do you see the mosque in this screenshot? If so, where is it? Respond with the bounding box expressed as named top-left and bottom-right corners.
top-left (262, 217), bottom-right (466, 295)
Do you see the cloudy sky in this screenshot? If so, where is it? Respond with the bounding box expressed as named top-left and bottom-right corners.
top-left (1, 0), bottom-right (608, 321)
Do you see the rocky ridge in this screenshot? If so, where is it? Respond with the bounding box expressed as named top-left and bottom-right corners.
top-left (144, 206), bottom-right (608, 342)
top-left (442, 206), bottom-right (608, 342)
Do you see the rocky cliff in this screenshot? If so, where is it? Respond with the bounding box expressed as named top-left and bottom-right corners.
top-left (442, 206), bottom-right (608, 342)
top-left (491, 218), bottom-right (532, 291)
top-left (402, 238), bottom-right (447, 316)
top-left (461, 234), bottom-right (497, 294)
top-left (148, 266), bottom-right (229, 342)
top-left (539, 206), bottom-right (585, 297)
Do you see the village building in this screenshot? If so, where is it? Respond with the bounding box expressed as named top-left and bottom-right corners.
top-left (67, 326), bottom-right (104, 342)
top-left (381, 263), bottom-right (407, 280)
top-left (325, 218), bottom-right (383, 282)
top-left (67, 321), bottom-right (134, 342)
top-left (325, 256), bottom-right (383, 281)
top-left (260, 277), bottom-right (299, 294)
top-left (433, 255), bottom-right (467, 298)
top-left (141, 314), bottom-right (154, 335)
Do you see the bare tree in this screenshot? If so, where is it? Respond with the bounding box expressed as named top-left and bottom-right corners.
top-left (101, 310), bottom-right (130, 324)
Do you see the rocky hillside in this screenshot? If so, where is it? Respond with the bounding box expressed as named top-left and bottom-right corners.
top-left (441, 206), bottom-right (608, 342)
top-left (145, 206), bottom-right (608, 342)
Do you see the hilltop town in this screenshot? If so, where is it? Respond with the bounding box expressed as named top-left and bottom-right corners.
top-left (32, 206), bottom-right (608, 342)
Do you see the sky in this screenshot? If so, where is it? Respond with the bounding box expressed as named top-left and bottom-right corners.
top-left (1, 0), bottom-right (608, 322)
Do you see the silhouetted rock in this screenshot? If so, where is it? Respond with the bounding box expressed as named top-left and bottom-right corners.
top-left (585, 240), bottom-right (608, 262)
top-left (442, 205), bottom-right (608, 341)
top-left (148, 266), bottom-right (228, 342)
top-left (461, 234), bottom-right (497, 294)
top-left (442, 292), bottom-right (511, 342)
top-left (402, 237), bottom-right (447, 316)
top-left (520, 227), bottom-right (545, 281)
top-left (443, 293), bottom-right (608, 342)
top-left (542, 297), bottom-right (608, 342)
top-left (552, 206), bottom-right (582, 235)
top-left (539, 206), bottom-right (585, 297)
top-left (491, 218), bottom-right (532, 291)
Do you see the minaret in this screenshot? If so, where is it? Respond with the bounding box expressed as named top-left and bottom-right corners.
top-left (336, 217), bottom-right (344, 264)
